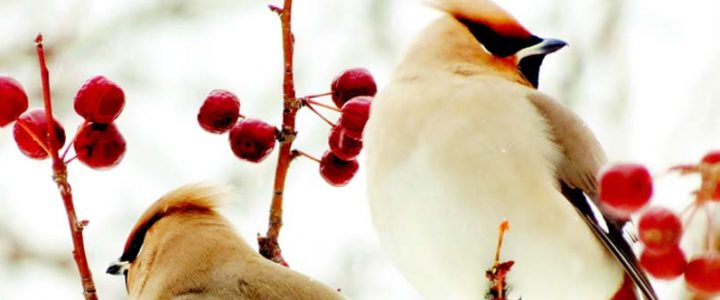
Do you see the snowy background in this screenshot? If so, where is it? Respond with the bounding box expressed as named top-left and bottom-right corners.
top-left (0, 0), bottom-right (719, 299)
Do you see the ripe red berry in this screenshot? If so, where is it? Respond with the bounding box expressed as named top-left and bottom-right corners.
top-left (338, 96), bottom-right (372, 140)
top-left (12, 109), bottom-right (66, 159)
top-left (640, 246), bottom-right (686, 280)
top-left (73, 122), bottom-right (126, 169)
top-left (330, 68), bottom-right (377, 108)
top-left (702, 151), bottom-right (720, 164)
top-left (598, 163), bottom-right (653, 219)
top-left (328, 125), bottom-right (363, 160)
top-left (0, 75), bottom-right (29, 127)
top-left (228, 119), bottom-right (276, 163)
top-left (701, 150), bottom-right (720, 200)
top-left (74, 76), bottom-right (125, 124)
top-left (197, 89), bottom-right (241, 134)
top-left (319, 150), bottom-right (359, 187)
top-left (638, 207), bottom-right (683, 254)
top-left (684, 253), bottom-right (720, 295)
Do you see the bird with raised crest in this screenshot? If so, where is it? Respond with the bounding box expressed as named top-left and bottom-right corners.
top-left (365, 0), bottom-right (658, 299)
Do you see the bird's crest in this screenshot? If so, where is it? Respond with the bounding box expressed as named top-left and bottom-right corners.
top-left (427, 0), bottom-right (532, 39)
top-left (117, 183), bottom-right (230, 263)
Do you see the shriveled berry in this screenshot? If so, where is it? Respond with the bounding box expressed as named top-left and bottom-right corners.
top-left (74, 122), bottom-right (126, 169)
top-left (638, 207), bottom-right (683, 254)
top-left (685, 253), bottom-right (720, 295)
top-left (0, 75), bottom-right (29, 127)
top-left (331, 68), bottom-right (377, 108)
top-left (328, 125), bottom-right (362, 160)
top-left (74, 76), bottom-right (125, 124)
top-left (197, 89), bottom-right (241, 134)
top-left (338, 96), bottom-right (371, 140)
top-left (12, 109), bottom-right (66, 159)
top-left (598, 163), bottom-right (653, 219)
top-left (701, 151), bottom-right (720, 200)
top-left (229, 119), bottom-right (276, 163)
top-left (640, 246), bottom-right (686, 279)
top-left (319, 150), bottom-right (359, 187)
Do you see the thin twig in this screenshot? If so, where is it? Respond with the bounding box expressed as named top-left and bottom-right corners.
top-left (258, 0), bottom-right (296, 267)
top-left (35, 34), bottom-right (98, 300)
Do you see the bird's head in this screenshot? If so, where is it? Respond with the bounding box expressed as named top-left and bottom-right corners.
top-left (106, 183), bottom-right (228, 289)
top-left (414, 0), bottom-right (566, 88)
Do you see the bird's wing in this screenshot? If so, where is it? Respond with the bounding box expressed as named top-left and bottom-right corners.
top-left (527, 93), bottom-right (658, 300)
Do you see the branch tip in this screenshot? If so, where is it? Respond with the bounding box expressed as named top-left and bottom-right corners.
top-left (268, 4), bottom-right (283, 14)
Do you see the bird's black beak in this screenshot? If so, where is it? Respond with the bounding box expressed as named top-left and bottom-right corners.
top-left (517, 38), bottom-right (568, 60)
top-left (516, 38), bottom-right (567, 88)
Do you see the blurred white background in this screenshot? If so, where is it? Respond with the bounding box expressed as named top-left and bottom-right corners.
top-left (0, 0), bottom-right (718, 299)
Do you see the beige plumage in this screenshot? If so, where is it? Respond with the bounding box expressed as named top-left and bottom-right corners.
top-left (107, 183), bottom-right (344, 300)
top-left (365, 0), bottom-right (655, 299)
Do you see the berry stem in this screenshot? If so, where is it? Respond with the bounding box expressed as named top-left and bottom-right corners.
top-left (291, 149), bottom-right (321, 163)
top-left (304, 98), bottom-right (341, 112)
top-left (35, 34), bottom-right (98, 300)
top-left (304, 100), bottom-right (336, 127)
top-left (258, 0), bottom-right (296, 266)
top-left (61, 120), bottom-right (88, 161)
top-left (494, 220), bottom-right (509, 263)
top-left (65, 154), bottom-right (78, 165)
top-left (704, 204), bottom-right (715, 251)
top-left (303, 92), bottom-right (332, 99)
top-left (15, 119), bottom-right (52, 156)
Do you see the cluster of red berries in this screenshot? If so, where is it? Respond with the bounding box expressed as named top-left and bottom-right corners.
top-left (197, 89), bottom-right (277, 163)
top-left (197, 68), bottom-right (376, 187)
top-left (319, 68), bottom-right (375, 186)
top-left (599, 152), bottom-right (720, 296)
top-left (0, 75), bottom-right (126, 169)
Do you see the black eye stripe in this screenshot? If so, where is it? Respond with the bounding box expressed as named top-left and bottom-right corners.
top-left (460, 19), bottom-right (541, 57)
top-left (460, 19), bottom-right (545, 87)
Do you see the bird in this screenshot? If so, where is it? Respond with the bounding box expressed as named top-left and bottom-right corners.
top-left (107, 183), bottom-right (345, 300)
top-left (364, 0), bottom-right (657, 299)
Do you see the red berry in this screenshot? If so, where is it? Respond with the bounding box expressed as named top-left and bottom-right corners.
top-left (338, 96), bottom-right (372, 140)
top-left (330, 68), bottom-right (377, 108)
top-left (0, 75), bottom-right (29, 127)
top-left (640, 246), bottom-right (686, 279)
top-left (701, 151), bottom-right (720, 200)
top-left (12, 109), bottom-right (66, 159)
top-left (638, 207), bottom-right (683, 254)
top-left (328, 125), bottom-right (363, 160)
top-left (228, 119), bottom-right (276, 163)
top-left (598, 163), bottom-right (653, 219)
top-left (702, 151), bottom-right (720, 165)
top-left (685, 253), bottom-right (720, 295)
top-left (197, 89), bottom-right (241, 134)
top-left (74, 76), bottom-right (125, 124)
top-left (74, 122), bottom-right (126, 169)
top-left (319, 150), bottom-right (359, 187)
